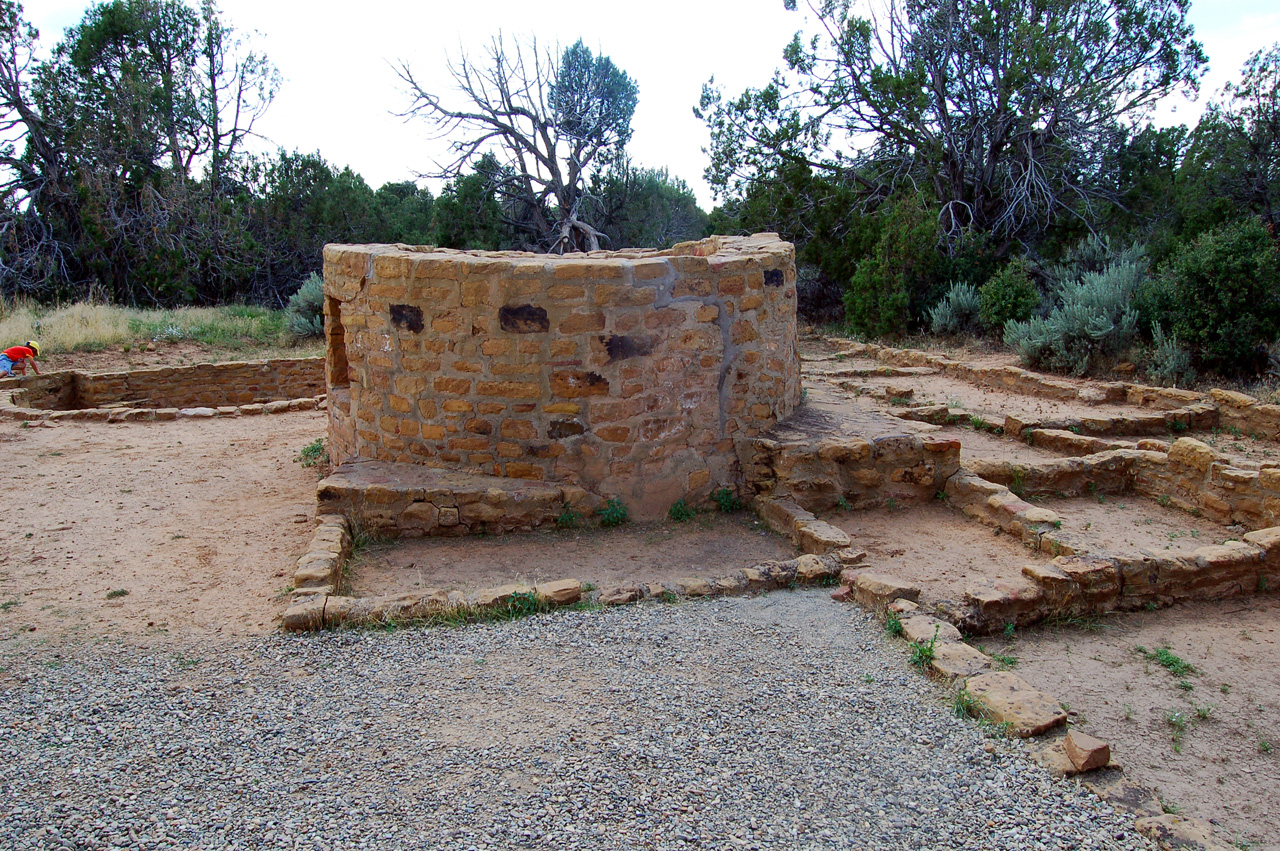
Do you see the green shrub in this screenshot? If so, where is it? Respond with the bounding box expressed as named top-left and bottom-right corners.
top-left (285, 273), bottom-right (325, 338)
top-left (711, 487), bottom-right (742, 513)
top-left (1148, 322), bottom-right (1197, 388)
top-left (928, 282), bottom-right (981, 335)
top-left (1005, 258), bottom-right (1143, 375)
top-left (1150, 218), bottom-right (1280, 375)
top-left (597, 498), bottom-right (629, 528)
top-left (668, 499), bottom-right (695, 523)
top-left (844, 194), bottom-right (943, 337)
top-left (556, 506), bottom-right (582, 529)
top-left (978, 260), bottom-right (1040, 331)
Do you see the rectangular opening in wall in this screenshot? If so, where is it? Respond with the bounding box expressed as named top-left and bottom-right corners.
top-left (326, 296), bottom-right (350, 388)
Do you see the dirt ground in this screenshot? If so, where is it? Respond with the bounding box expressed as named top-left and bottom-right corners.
top-left (353, 513), bottom-right (798, 597)
top-left (983, 597), bottom-right (1280, 851)
top-left (0, 411), bottom-right (325, 639)
top-left (831, 502), bottom-right (1053, 603)
top-left (2, 340), bottom-right (1276, 845)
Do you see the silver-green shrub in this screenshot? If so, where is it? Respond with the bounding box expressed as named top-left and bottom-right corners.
top-left (1004, 258), bottom-right (1143, 376)
top-left (1148, 322), bottom-right (1196, 388)
top-left (285, 273), bottom-right (325, 338)
top-left (928, 282), bottom-right (981, 335)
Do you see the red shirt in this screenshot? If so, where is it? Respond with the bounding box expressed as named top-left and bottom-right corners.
top-left (3, 346), bottom-right (35, 361)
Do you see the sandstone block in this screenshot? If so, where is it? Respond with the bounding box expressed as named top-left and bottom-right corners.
top-left (672, 577), bottom-right (714, 597)
top-left (887, 598), bottom-right (919, 615)
top-left (794, 520), bottom-right (851, 555)
top-left (963, 577), bottom-right (1046, 627)
top-left (1082, 774), bottom-right (1163, 819)
top-left (900, 615), bottom-right (961, 644)
top-left (834, 548), bottom-right (868, 566)
top-left (854, 572), bottom-right (921, 608)
top-left (470, 583), bottom-right (534, 608)
top-left (964, 672), bottom-right (1067, 737)
top-left (400, 501), bottom-right (439, 530)
top-left (1064, 729), bottom-right (1111, 772)
top-left (929, 642), bottom-right (992, 680)
top-left (597, 585), bottom-right (642, 606)
top-left (280, 598), bottom-right (326, 631)
top-left (795, 554), bottom-right (839, 583)
top-left (754, 498), bottom-right (815, 537)
top-left (535, 579), bottom-right (582, 605)
top-left (1135, 814), bottom-right (1237, 851)
top-left (740, 567), bottom-right (775, 591)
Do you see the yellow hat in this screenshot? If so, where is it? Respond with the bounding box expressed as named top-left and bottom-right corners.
top-left (25, 340), bottom-right (40, 356)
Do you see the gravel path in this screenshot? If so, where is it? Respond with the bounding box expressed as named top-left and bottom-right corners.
top-left (1, 591), bottom-right (1152, 851)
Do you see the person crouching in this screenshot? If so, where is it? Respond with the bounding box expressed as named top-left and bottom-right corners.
top-left (0, 341), bottom-right (41, 376)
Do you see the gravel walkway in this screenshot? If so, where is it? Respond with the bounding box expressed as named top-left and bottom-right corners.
top-left (1, 591), bottom-right (1152, 851)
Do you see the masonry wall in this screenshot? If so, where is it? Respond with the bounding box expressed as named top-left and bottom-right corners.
top-left (8, 358), bottom-right (325, 410)
top-left (322, 234), bottom-right (801, 518)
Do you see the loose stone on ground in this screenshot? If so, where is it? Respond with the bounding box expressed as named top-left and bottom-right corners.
top-left (0, 592), bottom-right (1152, 851)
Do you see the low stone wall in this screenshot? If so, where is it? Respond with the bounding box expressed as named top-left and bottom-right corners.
top-left (738, 433), bottom-right (961, 512)
top-left (961, 438), bottom-right (1280, 532)
top-left (1, 358), bottom-right (324, 412)
top-left (953, 535), bottom-right (1278, 635)
top-left (828, 339), bottom-right (1206, 411)
top-left (316, 461), bottom-right (596, 538)
top-left (324, 234), bottom-right (801, 519)
top-left (1135, 438), bottom-right (1280, 529)
top-left (1209, 388), bottom-right (1280, 440)
top-left (282, 550), bottom-right (845, 631)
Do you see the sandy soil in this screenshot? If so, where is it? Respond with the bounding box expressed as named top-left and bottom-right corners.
top-left (811, 367), bottom-right (1142, 424)
top-left (0, 411), bottom-right (326, 639)
top-left (1044, 495), bottom-right (1241, 555)
top-left (935, 424), bottom-right (1066, 464)
top-left (1192, 429), bottom-right (1279, 468)
top-left (983, 596), bottom-right (1280, 851)
top-left (352, 513), bottom-right (799, 597)
top-left (830, 503), bottom-right (1052, 604)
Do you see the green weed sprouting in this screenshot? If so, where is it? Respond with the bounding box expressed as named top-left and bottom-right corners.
top-left (909, 626), bottom-right (940, 670)
top-left (668, 499), bottom-right (695, 523)
top-left (295, 437), bottom-right (329, 469)
top-left (711, 487), bottom-right (742, 513)
top-left (597, 498), bottom-right (629, 528)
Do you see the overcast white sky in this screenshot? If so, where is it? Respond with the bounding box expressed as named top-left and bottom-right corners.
top-left (27, 0), bottom-right (1280, 209)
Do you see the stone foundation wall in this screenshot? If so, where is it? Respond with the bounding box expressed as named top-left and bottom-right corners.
top-left (5, 358), bottom-right (324, 410)
top-left (1209, 389), bottom-right (1280, 440)
top-left (963, 438), bottom-right (1280, 532)
top-left (322, 234), bottom-right (800, 519)
top-left (739, 433), bottom-right (962, 512)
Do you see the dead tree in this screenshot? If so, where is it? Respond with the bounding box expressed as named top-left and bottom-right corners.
top-left (397, 35), bottom-right (637, 253)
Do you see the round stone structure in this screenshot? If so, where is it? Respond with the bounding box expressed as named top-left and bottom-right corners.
top-left (321, 233), bottom-right (800, 518)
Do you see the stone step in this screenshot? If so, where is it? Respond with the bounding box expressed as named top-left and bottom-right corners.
top-left (317, 460), bottom-right (599, 537)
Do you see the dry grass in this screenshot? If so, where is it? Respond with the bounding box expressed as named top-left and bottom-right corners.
top-left (0, 300), bottom-right (314, 354)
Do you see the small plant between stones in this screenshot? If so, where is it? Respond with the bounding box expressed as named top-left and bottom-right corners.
top-left (884, 609), bottom-right (904, 638)
top-left (711, 487), bottom-right (742, 513)
top-left (667, 499), bottom-right (695, 523)
top-left (556, 506), bottom-right (582, 529)
top-left (909, 626), bottom-right (940, 670)
top-left (597, 498), bottom-right (629, 528)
